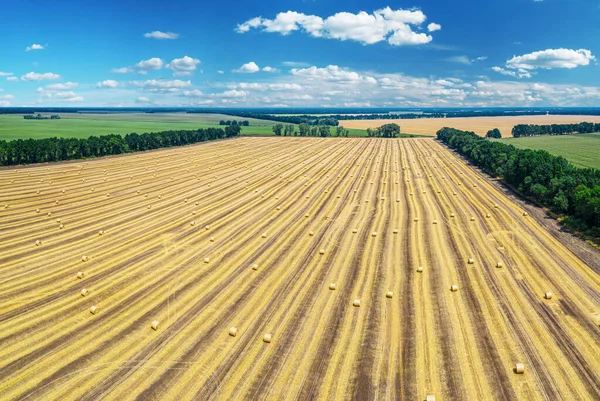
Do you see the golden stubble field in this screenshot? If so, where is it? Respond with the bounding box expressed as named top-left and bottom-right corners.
top-left (342, 115), bottom-right (600, 137)
top-left (1, 137), bottom-right (600, 400)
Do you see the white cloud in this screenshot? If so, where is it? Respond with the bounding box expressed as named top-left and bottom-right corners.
top-left (282, 61), bottom-right (310, 67)
top-left (181, 89), bottom-right (204, 97)
top-left (131, 79), bottom-right (191, 93)
top-left (291, 65), bottom-right (377, 84)
top-left (46, 82), bottom-right (78, 90)
top-left (135, 97), bottom-right (154, 104)
top-left (166, 56), bottom-right (201, 76)
top-left (237, 7), bottom-right (436, 46)
top-left (111, 67), bottom-right (134, 74)
top-left (445, 56), bottom-right (472, 65)
top-left (263, 66), bottom-right (279, 72)
top-left (144, 31), bottom-right (179, 39)
top-left (135, 58), bottom-right (164, 71)
top-left (63, 96), bottom-right (84, 102)
top-left (506, 48), bottom-right (595, 70)
top-left (492, 66), bottom-right (532, 79)
top-left (6, 77), bottom-right (18, 82)
top-left (214, 89), bottom-right (249, 98)
top-left (26, 43), bottom-right (45, 51)
top-left (0, 94), bottom-right (15, 106)
top-left (0, 72), bottom-right (13, 77)
top-left (234, 61), bottom-right (260, 73)
top-left (217, 70), bottom-right (224, 74)
top-left (96, 80), bottom-right (120, 88)
top-left (54, 91), bottom-right (78, 99)
top-left (21, 72), bottom-right (60, 81)
top-left (427, 23), bottom-right (441, 32)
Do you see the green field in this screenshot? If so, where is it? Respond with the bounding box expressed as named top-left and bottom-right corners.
top-left (500, 133), bottom-right (600, 169)
top-left (0, 113), bottom-right (280, 140)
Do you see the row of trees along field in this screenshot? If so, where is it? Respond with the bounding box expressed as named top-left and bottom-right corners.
top-left (437, 127), bottom-right (600, 235)
top-left (512, 122), bottom-right (600, 137)
top-left (216, 111), bottom-right (339, 126)
top-left (218, 120), bottom-right (249, 126)
top-left (0, 126), bottom-right (241, 166)
top-left (272, 123), bottom-right (350, 137)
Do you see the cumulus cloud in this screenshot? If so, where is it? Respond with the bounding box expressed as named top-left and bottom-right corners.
top-left (96, 80), bottom-right (120, 88)
top-left (0, 94), bottom-right (15, 106)
top-left (236, 7), bottom-right (436, 46)
top-left (166, 56), bottom-right (201, 76)
top-left (0, 72), bottom-right (13, 77)
top-left (26, 43), bottom-right (45, 51)
top-left (427, 23), bottom-right (441, 32)
top-left (181, 89), bottom-right (204, 97)
top-left (492, 66), bottom-right (532, 79)
top-left (46, 82), bottom-right (78, 90)
top-left (36, 87), bottom-right (83, 102)
top-left (144, 31), bottom-right (179, 39)
top-left (111, 67), bottom-right (134, 74)
top-left (234, 62), bottom-right (260, 73)
top-left (217, 70), bottom-right (224, 74)
top-left (21, 72), bottom-right (60, 81)
top-left (291, 65), bottom-right (378, 84)
top-left (213, 89), bottom-right (249, 98)
top-left (135, 97), bottom-right (154, 104)
top-left (131, 79), bottom-right (191, 93)
top-left (506, 48), bottom-right (595, 70)
top-left (135, 58), bottom-right (164, 71)
top-left (6, 76), bottom-right (18, 82)
top-left (263, 66), bottom-right (279, 72)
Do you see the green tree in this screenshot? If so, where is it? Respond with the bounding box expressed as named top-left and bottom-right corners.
top-left (486, 128), bottom-right (502, 138)
top-left (272, 124), bottom-right (284, 136)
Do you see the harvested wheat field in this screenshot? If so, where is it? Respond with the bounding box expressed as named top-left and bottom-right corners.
top-left (2, 137), bottom-right (600, 400)
top-left (342, 115), bottom-right (600, 137)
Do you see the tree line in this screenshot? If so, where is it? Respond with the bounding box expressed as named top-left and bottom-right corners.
top-left (437, 127), bottom-right (600, 235)
top-left (272, 123), bottom-right (350, 137)
top-left (512, 122), bottom-right (600, 137)
top-left (366, 123), bottom-right (401, 138)
top-left (0, 126), bottom-right (241, 166)
top-left (219, 120), bottom-right (249, 126)
top-left (205, 111), bottom-right (339, 126)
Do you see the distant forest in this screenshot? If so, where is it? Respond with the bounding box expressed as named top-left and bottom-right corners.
top-left (512, 122), bottom-right (600, 137)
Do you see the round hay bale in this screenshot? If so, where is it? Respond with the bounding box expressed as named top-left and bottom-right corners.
top-left (82, 255), bottom-right (88, 262)
top-left (365, 200), bottom-right (369, 203)
top-left (393, 229), bottom-right (398, 234)
top-left (90, 305), bottom-right (98, 315)
top-left (453, 192), bottom-right (458, 196)
top-left (450, 285), bottom-right (458, 292)
top-left (353, 299), bottom-right (361, 307)
top-left (77, 271), bottom-right (85, 279)
top-left (329, 283), bottom-right (336, 290)
top-left (386, 291), bottom-right (393, 298)
top-left (151, 321), bottom-right (159, 331)
top-left (426, 396), bottom-right (436, 401)
top-left (414, 217), bottom-right (419, 222)
top-left (309, 231), bottom-right (314, 236)
top-left (352, 228), bottom-right (358, 234)
top-left (381, 197), bottom-right (385, 201)
top-left (261, 233), bottom-right (267, 238)
top-left (410, 192), bottom-right (413, 196)
top-left (450, 213), bottom-right (455, 218)
top-left (515, 363), bottom-right (525, 374)
top-left (422, 190), bottom-right (426, 194)
top-left (319, 249), bottom-right (325, 255)
top-left (192, 210), bottom-right (197, 215)
top-left (417, 266), bottom-right (424, 273)
top-left (35, 239), bottom-right (42, 246)
top-left (371, 231), bottom-right (377, 237)
top-left (210, 236), bottom-right (215, 242)
top-left (36, 208), bottom-right (40, 213)
top-left (251, 263), bottom-right (258, 270)
top-left (437, 190), bottom-right (441, 194)
top-left (59, 224), bottom-right (64, 229)
top-left (55, 200), bottom-right (59, 205)
top-left (544, 291), bottom-right (553, 300)
top-left (470, 217), bottom-right (475, 221)
top-left (81, 288), bottom-right (88, 296)
top-left (494, 204), bottom-right (499, 208)
top-left (523, 212), bottom-right (528, 217)
top-left (205, 225), bottom-right (211, 230)
top-left (396, 198), bottom-right (400, 202)
top-left (305, 213), bottom-right (310, 218)
top-left (195, 201), bottom-right (199, 205)
top-left (433, 220), bottom-right (438, 225)
top-left (496, 262), bottom-right (503, 268)
top-left (204, 257), bottom-right (210, 263)
top-left (263, 333), bottom-right (272, 343)
top-left (486, 213), bottom-right (491, 218)
top-left (276, 206), bottom-right (281, 210)
top-left (147, 205), bottom-right (152, 209)
top-left (190, 221), bottom-right (196, 226)
top-left (98, 230), bottom-right (104, 236)
top-left (468, 258), bottom-right (475, 264)
top-left (229, 327), bottom-right (238, 337)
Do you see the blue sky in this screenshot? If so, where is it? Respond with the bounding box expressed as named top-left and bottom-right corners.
top-left (1, 0), bottom-right (599, 107)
